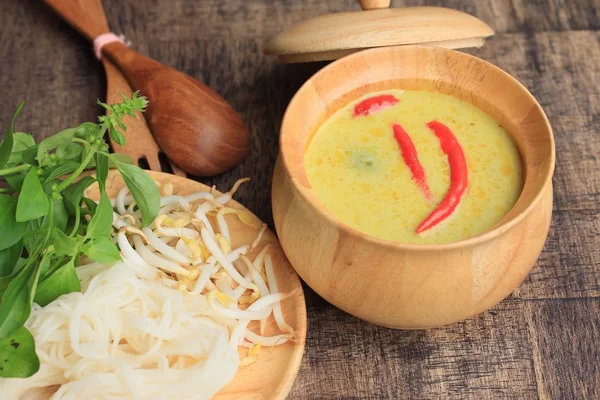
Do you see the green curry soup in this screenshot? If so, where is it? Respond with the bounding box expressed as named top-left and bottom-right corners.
top-left (304, 89), bottom-right (523, 244)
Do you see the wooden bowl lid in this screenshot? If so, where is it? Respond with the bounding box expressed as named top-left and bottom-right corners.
top-left (263, 4), bottom-right (494, 63)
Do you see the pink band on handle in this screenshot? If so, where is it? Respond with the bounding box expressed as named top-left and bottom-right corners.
top-left (93, 33), bottom-right (126, 60)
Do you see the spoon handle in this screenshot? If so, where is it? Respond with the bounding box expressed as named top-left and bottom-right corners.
top-left (44, 0), bottom-right (108, 40)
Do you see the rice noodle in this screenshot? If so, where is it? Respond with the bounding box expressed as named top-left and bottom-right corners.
top-left (0, 178), bottom-right (295, 400)
top-left (0, 260), bottom-right (238, 400)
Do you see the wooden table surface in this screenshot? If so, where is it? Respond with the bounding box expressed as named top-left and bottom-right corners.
top-left (1, 0), bottom-right (599, 398)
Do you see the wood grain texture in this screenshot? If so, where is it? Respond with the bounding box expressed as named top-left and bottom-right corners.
top-left (525, 299), bottom-right (600, 399)
top-left (1, 0), bottom-right (598, 398)
top-left (294, 299), bottom-right (539, 399)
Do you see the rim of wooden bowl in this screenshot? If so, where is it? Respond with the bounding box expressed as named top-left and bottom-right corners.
top-left (279, 45), bottom-right (555, 251)
top-left (91, 170), bottom-right (307, 400)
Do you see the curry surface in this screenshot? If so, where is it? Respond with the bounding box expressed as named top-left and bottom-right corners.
top-left (304, 89), bottom-right (523, 244)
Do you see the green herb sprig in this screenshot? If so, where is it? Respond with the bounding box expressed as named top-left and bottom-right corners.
top-left (0, 92), bottom-right (160, 378)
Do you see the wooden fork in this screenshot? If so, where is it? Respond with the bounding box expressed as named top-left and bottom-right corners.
top-left (103, 59), bottom-right (185, 176)
top-left (83, 0), bottom-right (185, 176)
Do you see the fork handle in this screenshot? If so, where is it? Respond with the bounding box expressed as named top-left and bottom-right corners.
top-left (103, 60), bottom-right (186, 176)
top-left (103, 59), bottom-right (160, 168)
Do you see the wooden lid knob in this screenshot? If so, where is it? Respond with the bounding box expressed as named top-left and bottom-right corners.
top-left (359, 0), bottom-right (391, 10)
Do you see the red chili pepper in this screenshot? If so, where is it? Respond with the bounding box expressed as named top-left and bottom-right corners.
top-left (416, 121), bottom-right (468, 234)
top-left (392, 124), bottom-right (432, 200)
top-left (353, 94), bottom-right (399, 117)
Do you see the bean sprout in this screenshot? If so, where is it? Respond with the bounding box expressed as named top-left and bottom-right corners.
top-left (265, 254), bottom-right (294, 334)
top-left (0, 178), bottom-right (297, 399)
top-left (116, 186), bottom-right (129, 215)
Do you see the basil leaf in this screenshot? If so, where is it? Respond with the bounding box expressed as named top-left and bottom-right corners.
top-left (21, 145), bottom-right (39, 166)
top-left (52, 198), bottom-right (69, 233)
top-left (0, 277), bottom-right (12, 299)
top-left (0, 195), bottom-right (28, 251)
top-left (0, 255), bottom-right (41, 338)
top-left (73, 122), bottom-right (100, 139)
top-left (16, 167), bottom-right (49, 222)
top-left (67, 212), bottom-right (86, 237)
top-left (0, 285), bottom-right (30, 338)
top-left (11, 133), bottom-right (35, 152)
top-left (86, 191), bottom-right (112, 239)
top-left (12, 258), bottom-right (27, 276)
top-left (22, 219), bottom-right (42, 254)
top-left (87, 152), bottom-right (133, 168)
top-left (109, 127), bottom-right (126, 146)
top-left (53, 229), bottom-right (77, 257)
top-left (34, 258), bottom-right (80, 307)
top-left (63, 176), bottom-right (95, 216)
top-left (0, 257), bottom-right (25, 297)
top-left (42, 162), bottom-right (80, 184)
top-left (0, 101), bottom-right (24, 169)
top-left (0, 326), bottom-right (40, 378)
top-left (114, 160), bottom-right (159, 227)
top-left (109, 153), bottom-right (133, 166)
top-left (55, 143), bottom-right (82, 162)
top-left (0, 241), bottom-right (23, 278)
top-left (6, 133), bottom-right (35, 167)
top-left (83, 237), bottom-right (121, 264)
top-left (5, 172), bottom-right (26, 191)
top-left (82, 197), bottom-right (98, 215)
top-left (36, 128), bottom-right (75, 162)
top-left (95, 153), bottom-right (109, 189)
top-left (31, 254), bottom-right (47, 301)
top-left (42, 178), bottom-right (58, 195)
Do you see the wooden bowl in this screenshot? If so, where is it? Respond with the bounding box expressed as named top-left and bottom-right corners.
top-left (97, 171), bottom-right (307, 399)
top-left (272, 45), bottom-right (555, 329)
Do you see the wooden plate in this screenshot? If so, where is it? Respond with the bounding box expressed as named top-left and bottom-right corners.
top-left (93, 170), bottom-right (307, 400)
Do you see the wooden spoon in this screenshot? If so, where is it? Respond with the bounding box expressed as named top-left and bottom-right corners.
top-left (263, 2), bottom-right (494, 63)
top-left (44, 0), bottom-right (251, 177)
